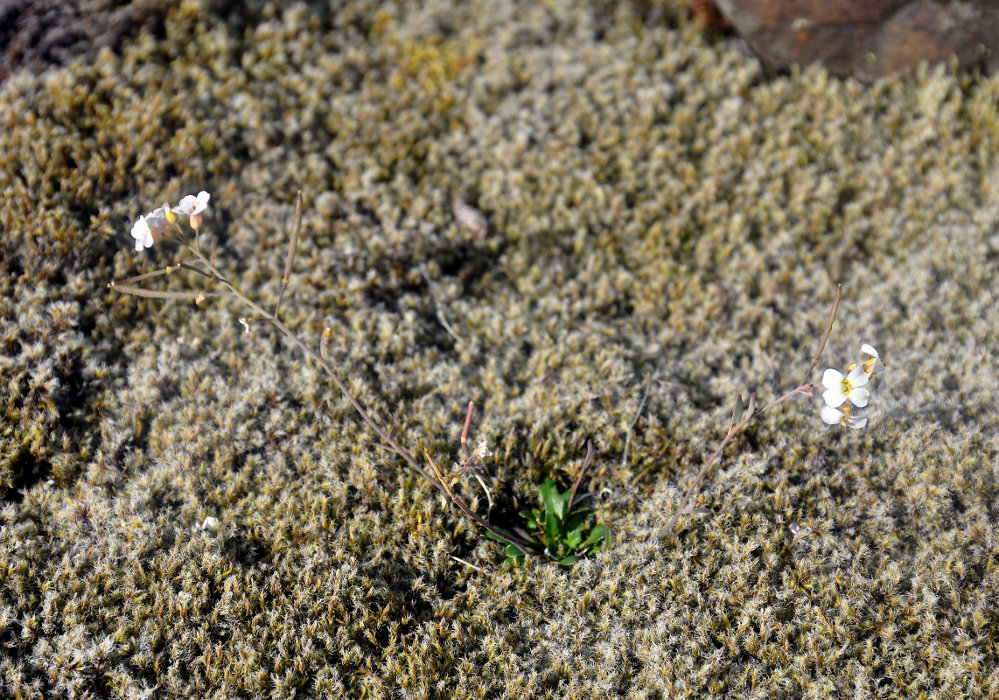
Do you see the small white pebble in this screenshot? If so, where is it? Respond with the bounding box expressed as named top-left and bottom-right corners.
top-left (451, 193), bottom-right (487, 235)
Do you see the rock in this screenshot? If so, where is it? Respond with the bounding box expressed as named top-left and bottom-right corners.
top-left (713, 0), bottom-right (999, 79)
top-left (0, 0), bottom-right (169, 84)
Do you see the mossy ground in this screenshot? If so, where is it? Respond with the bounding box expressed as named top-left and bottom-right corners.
top-left (2, 0), bottom-right (998, 697)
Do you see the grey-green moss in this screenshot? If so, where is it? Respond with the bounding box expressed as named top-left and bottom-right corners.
top-left (1, 0), bottom-right (998, 697)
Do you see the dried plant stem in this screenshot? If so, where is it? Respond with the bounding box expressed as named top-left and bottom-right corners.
top-left (803, 284), bottom-right (842, 386)
top-left (426, 451), bottom-right (532, 558)
top-left (621, 378), bottom-right (655, 471)
top-left (419, 266), bottom-right (464, 345)
top-left (450, 555), bottom-right (485, 573)
top-left (460, 400), bottom-right (475, 453)
top-left (107, 284), bottom-right (229, 301)
top-left (187, 245), bottom-right (445, 494)
top-left (112, 211), bottom-right (532, 561)
top-left (665, 285), bottom-right (843, 535)
top-left (274, 191), bottom-right (303, 319)
top-left (567, 439), bottom-right (594, 511)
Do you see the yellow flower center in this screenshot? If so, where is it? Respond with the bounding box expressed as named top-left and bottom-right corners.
top-left (839, 405), bottom-right (853, 426)
top-left (840, 377), bottom-right (853, 396)
top-left (863, 357), bottom-right (885, 375)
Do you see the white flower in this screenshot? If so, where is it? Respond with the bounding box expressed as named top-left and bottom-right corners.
top-left (130, 215), bottom-right (154, 251)
top-left (129, 203), bottom-right (174, 251)
top-left (821, 404), bottom-right (867, 430)
top-left (821, 364), bottom-right (870, 408)
top-left (861, 343), bottom-right (887, 379)
top-left (173, 191), bottom-right (211, 217)
top-left (146, 202), bottom-right (172, 232)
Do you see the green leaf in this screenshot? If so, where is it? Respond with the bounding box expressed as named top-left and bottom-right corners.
top-left (519, 509), bottom-right (538, 531)
top-left (539, 478), bottom-right (568, 521)
top-left (564, 509), bottom-right (591, 533)
top-left (556, 554), bottom-right (580, 566)
top-left (566, 528), bottom-right (582, 550)
top-left (581, 525), bottom-right (607, 549)
top-left (484, 527), bottom-right (519, 547)
top-left (544, 508), bottom-right (562, 543)
top-left (505, 544), bottom-right (526, 565)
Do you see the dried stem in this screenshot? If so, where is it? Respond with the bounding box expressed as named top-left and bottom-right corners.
top-left (426, 451), bottom-right (532, 558)
top-left (107, 284), bottom-right (229, 302)
top-left (567, 439), bottom-right (595, 511)
top-left (665, 286), bottom-right (843, 535)
top-left (803, 283), bottom-right (842, 386)
top-left (621, 378), bottom-right (655, 471)
top-left (181, 244), bottom-right (445, 494)
top-left (419, 266), bottom-right (464, 345)
top-left (274, 191), bottom-right (303, 319)
top-left (460, 401), bottom-right (475, 456)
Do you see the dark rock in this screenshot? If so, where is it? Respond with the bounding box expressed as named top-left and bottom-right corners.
top-left (714, 0), bottom-right (999, 79)
top-left (0, 0), bottom-right (169, 84)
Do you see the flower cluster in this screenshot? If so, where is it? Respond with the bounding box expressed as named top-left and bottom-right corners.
top-left (819, 344), bottom-right (886, 430)
top-left (129, 191), bottom-right (210, 251)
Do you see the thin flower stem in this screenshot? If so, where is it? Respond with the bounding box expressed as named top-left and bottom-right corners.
top-left (665, 286), bottom-right (843, 535)
top-left (107, 284), bottom-right (230, 301)
top-left (419, 266), bottom-right (464, 345)
top-left (186, 244), bottom-right (446, 494)
top-left (274, 191), bottom-right (303, 320)
top-left (110, 267), bottom-right (173, 286)
top-left (109, 261), bottom-right (209, 288)
top-left (803, 283), bottom-right (842, 387)
top-left (621, 378), bottom-right (655, 471)
top-left (460, 400), bottom-right (475, 460)
top-left (426, 451), bottom-right (533, 557)
top-left (176, 261), bottom-right (213, 280)
top-left (567, 439), bottom-right (594, 511)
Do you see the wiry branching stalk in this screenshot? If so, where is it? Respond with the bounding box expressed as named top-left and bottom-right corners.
top-left (111, 192), bottom-right (576, 563)
top-left (665, 284), bottom-right (842, 534)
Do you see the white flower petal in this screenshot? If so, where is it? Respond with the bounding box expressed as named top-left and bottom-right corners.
top-left (821, 368), bottom-right (844, 391)
top-left (847, 416), bottom-right (868, 430)
top-left (823, 388), bottom-right (847, 408)
top-left (848, 386), bottom-right (871, 408)
top-left (847, 365), bottom-right (869, 387)
top-left (862, 346), bottom-right (887, 377)
top-left (130, 216), bottom-right (153, 250)
top-left (173, 191), bottom-right (210, 216)
top-left (144, 204), bottom-right (169, 234)
top-left (821, 405), bottom-right (843, 425)
top-left (173, 197), bottom-right (195, 215)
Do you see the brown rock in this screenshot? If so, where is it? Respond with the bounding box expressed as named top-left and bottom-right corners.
top-left (713, 0), bottom-right (999, 79)
top-left (0, 0), bottom-right (169, 84)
